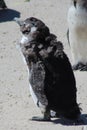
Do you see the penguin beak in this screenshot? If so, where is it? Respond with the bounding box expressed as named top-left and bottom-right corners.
top-left (14, 17), bottom-right (23, 26)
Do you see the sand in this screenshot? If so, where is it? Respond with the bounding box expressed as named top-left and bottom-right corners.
top-left (0, 0), bottom-right (87, 129)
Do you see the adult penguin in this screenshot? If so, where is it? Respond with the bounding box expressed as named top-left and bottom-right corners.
top-left (68, 0), bottom-right (87, 71)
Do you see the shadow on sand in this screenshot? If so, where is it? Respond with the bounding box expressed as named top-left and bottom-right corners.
top-left (30, 114), bottom-right (87, 126)
top-left (51, 114), bottom-right (87, 126)
top-left (0, 8), bottom-right (20, 22)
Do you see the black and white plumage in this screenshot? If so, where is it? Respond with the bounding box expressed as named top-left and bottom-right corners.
top-left (68, 0), bottom-right (87, 71)
top-left (14, 17), bottom-right (81, 121)
top-left (0, 0), bottom-right (7, 9)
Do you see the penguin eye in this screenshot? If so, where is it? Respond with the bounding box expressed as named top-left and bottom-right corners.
top-left (74, 0), bottom-right (77, 8)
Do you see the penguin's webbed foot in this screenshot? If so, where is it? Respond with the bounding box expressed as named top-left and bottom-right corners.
top-left (32, 116), bottom-right (50, 121)
top-left (72, 63), bottom-right (87, 71)
top-left (31, 107), bottom-right (51, 121)
top-left (0, 0), bottom-right (7, 9)
top-left (80, 65), bottom-right (87, 71)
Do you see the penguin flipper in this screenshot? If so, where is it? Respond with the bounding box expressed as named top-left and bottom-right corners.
top-left (31, 106), bottom-right (50, 121)
top-left (30, 61), bottom-right (48, 108)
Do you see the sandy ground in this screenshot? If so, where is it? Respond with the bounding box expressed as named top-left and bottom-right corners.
top-left (0, 0), bottom-right (87, 130)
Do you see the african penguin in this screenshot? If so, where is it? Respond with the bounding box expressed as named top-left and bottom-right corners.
top-left (14, 17), bottom-right (81, 121)
top-left (67, 0), bottom-right (87, 71)
top-left (0, 0), bottom-right (7, 9)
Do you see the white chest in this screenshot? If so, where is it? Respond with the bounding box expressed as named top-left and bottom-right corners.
top-left (20, 35), bottom-right (29, 44)
top-left (68, 6), bottom-right (87, 64)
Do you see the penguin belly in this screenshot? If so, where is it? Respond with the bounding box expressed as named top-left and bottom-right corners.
top-left (68, 6), bottom-right (87, 65)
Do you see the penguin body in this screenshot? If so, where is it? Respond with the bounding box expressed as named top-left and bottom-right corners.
top-left (15, 17), bottom-right (81, 121)
top-left (68, 0), bottom-right (87, 70)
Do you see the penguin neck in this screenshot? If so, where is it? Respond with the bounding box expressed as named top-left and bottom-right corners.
top-left (20, 35), bottom-right (33, 45)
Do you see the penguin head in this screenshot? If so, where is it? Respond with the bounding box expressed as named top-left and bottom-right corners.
top-left (14, 17), bottom-right (50, 42)
top-left (72, 0), bottom-right (87, 9)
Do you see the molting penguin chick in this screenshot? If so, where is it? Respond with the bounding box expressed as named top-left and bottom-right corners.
top-left (0, 0), bottom-right (7, 9)
top-left (67, 0), bottom-right (87, 71)
top-left (14, 17), bottom-right (81, 121)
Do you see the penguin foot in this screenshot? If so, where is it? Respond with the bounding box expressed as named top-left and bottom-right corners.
top-left (31, 116), bottom-right (50, 121)
top-left (31, 107), bottom-right (51, 121)
top-left (1, 4), bottom-right (7, 9)
top-left (0, 0), bottom-right (7, 9)
top-left (80, 65), bottom-right (87, 71)
top-left (72, 63), bottom-right (87, 71)
top-left (2, 5), bottom-right (7, 9)
top-left (0, 5), bottom-right (7, 9)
